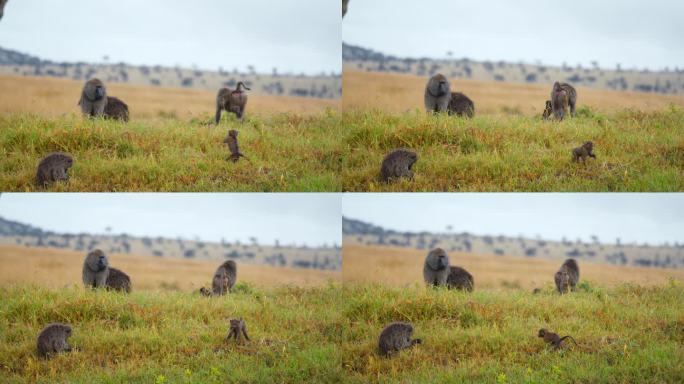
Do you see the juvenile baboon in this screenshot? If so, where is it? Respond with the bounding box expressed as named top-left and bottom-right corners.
top-left (0, 0), bottom-right (8, 20)
top-left (225, 318), bottom-right (250, 343)
top-left (104, 96), bottom-right (129, 122)
top-left (36, 152), bottom-right (73, 187)
top-left (532, 288), bottom-right (542, 294)
top-left (78, 78), bottom-right (107, 117)
top-left (36, 323), bottom-right (73, 358)
top-left (215, 82), bottom-right (250, 123)
top-left (423, 248), bottom-right (450, 287)
top-left (199, 287), bottom-right (212, 297)
top-left (424, 74), bottom-right (451, 113)
top-left (542, 100), bottom-right (553, 120)
top-left (572, 141), bottom-right (596, 163)
top-left (446, 266), bottom-right (474, 291)
top-left (378, 322), bottom-right (422, 357)
top-left (555, 258), bottom-right (579, 294)
top-left (106, 267), bottom-right (132, 293)
top-left (212, 260), bottom-right (237, 295)
top-left (82, 249), bottom-right (109, 288)
top-left (447, 92), bottom-right (475, 118)
top-left (223, 130), bottom-right (249, 162)
top-left (538, 328), bottom-right (578, 350)
top-left (380, 149), bottom-right (417, 183)
top-left (550, 82), bottom-right (577, 120)
top-left (342, 0), bottom-right (348, 18)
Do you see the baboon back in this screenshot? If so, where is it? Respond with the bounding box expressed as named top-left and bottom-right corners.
top-left (446, 266), bottom-right (474, 291)
top-left (378, 322), bottom-right (418, 357)
top-left (104, 96), bottom-right (129, 122)
top-left (560, 258), bottom-right (579, 288)
top-left (447, 92), bottom-right (475, 118)
top-left (106, 267), bottom-right (132, 293)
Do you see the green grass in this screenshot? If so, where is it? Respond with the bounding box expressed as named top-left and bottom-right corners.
top-left (342, 106), bottom-right (684, 191)
top-left (2, 282), bottom-right (683, 383)
top-left (0, 111), bottom-right (343, 191)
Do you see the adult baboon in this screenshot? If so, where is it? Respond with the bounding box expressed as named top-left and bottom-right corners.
top-left (542, 100), bottom-right (553, 120)
top-left (342, 0), bottom-right (349, 18)
top-left (225, 318), bottom-right (250, 343)
top-left (223, 129), bottom-right (249, 162)
top-left (550, 82), bottom-right (577, 120)
top-left (78, 78), bottom-right (107, 117)
top-left (424, 74), bottom-right (451, 113)
top-left (104, 96), bottom-right (129, 122)
top-left (212, 260), bottom-right (237, 295)
top-left (446, 266), bottom-right (474, 291)
top-left (572, 141), bottom-right (596, 163)
top-left (36, 323), bottom-right (73, 358)
top-left (106, 267), bottom-right (132, 293)
top-left (555, 258), bottom-right (579, 294)
top-left (36, 152), bottom-right (73, 187)
top-left (215, 82), bottom-right (250, 123)
top-left (538, 328), bottom-right (578, 350)
top-left (378, 322), bottom-right (422, 357)
top-left (0, 0), bottom-right (8, 20)
top-left (423, 248), bottom-right (450, 287)
top-left (380, 148), bottom-right (417, 183)
top-left (447, 92), bottom-right (475, 118)
top-left (82, 249), bottom-right (109, 288)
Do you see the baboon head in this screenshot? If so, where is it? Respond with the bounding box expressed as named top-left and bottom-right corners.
top-left (583, 141), bottom-right (593, 153)
top-left (230, 318), bottom-right (242, 329)
top-left (86, 249), bottom-right (108, 272)
top-left (228, 130), bottom-right (238, 139)
top-left (83, 79), bottom-right (106, 101)
top-left (426, 248), bottom-right (449, 271)
top-left (427, 74), bottom-right (449, 98)
top-left (538, 328), bottom-right (547, 338)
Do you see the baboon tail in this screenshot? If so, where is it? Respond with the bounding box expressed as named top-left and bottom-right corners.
top-left (559, 335), bottom-right (578, 346)
top-left (239, 153), bottom-right (251, 162)
top-left (236, 82), bottom-right (251, 91)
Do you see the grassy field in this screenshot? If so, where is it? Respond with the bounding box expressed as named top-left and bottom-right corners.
top-left (342, 70), bottom-right (684, 192)
top-left (0, 76), bottom-right (342, 191)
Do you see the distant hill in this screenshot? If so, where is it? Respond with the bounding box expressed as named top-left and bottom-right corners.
top-left (342, 217), bottom-right (684, 269)
top-left (0, 216), bottom-right (341, 271)
top-left (343, 42), bottom-right (684, 95)
top-left (0, 46), bottom-right (341, 99)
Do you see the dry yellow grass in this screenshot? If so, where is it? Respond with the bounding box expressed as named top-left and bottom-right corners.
top-left (0, 245), bottom-right (340, 290)
top-left (0, 75), bottom-right (339, 119)
top-left (343, 244), bottom-right (684, 289)
top-left (342, 68), bottom-right (684, 115)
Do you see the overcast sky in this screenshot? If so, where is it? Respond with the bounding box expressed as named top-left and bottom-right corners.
top-left (343, 0), bottom-right (684, 70)
top-left (0, 193), bottom-right (342, 247)
top-left (343, 193), bottom-right (684, 245)
top-left (0, 0), bottom-right (341, 75)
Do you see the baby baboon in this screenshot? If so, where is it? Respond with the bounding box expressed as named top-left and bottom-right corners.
top-left (555, 258), bottom-right (579, 294)
top-left (378, 322), bottom-right (422, 357)
top-left (572, 141), bottom-right (596, 163)
top-left (0, 0), bottom-right (8, 20)
top-left (532, 288), bottom-right (542, 294)
top-left (538, 328), bottom-right (578, 350)
top-left (106, 267), bottom-right (132, 293)
top-left (542, 100), bottom-right (553, 120)
top-left (199, 287), bottom-right (212, 297)
top-left (223, 130), bottom-right (249, 162)
top-left (103, 96), bottom-right (129, 122)
top-left (446, 266), bottom-right (474, 291)
top-left (215, 82), bottom-right (250, 123)
top-left (342, 0), bottom-right (349, 18)
top-left (78, 78), bottom-right (107, 117)
top-left (36, 323), bottom-right (73, 358)
top-left (36, 152), bottom-right (73, 187)
top-left (550, 82), bottom-right (577, 120)
top-left (423, 248), bottom-right (450, 287)
top-left (424, 74), bottom-right (451, 113)
top-left (380, 149), bottom-right (417, 183)
top-left (225, 318), bottom-right (250, 343)
top-left (447, 92), bottom-right (475, 118)
top-left (211, 260), bottom-right (237, 295)
top-left (82, 249), bottom-right (109, 288)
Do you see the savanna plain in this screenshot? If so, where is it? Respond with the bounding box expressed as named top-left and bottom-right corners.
top-left (343, 70), bottom-right (684, 191)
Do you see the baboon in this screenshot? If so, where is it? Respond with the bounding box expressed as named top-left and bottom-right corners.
top-left (342, 0), bottom-right (348, 18)
top-left (447, 92), bottom-right (475, 118)
top-left (78, 78), bottom-right (107, 117)
top-left (82, 249), bottom-right (109, 288)
top-left (532, 288), bottom-right (542, 294)
top-left (104, 96), bottom-right (129, 122)
top-left (542, 100), bottom-right (553, 120)
top-left (446, 266), bottom-right (474, 291)
top-left (106, 267), bottom-right (132, 293)
top-left (423, 248), bottom-right (450, 287)
top-left (555, 258), bottom-right (579, 294)
top-left (380, 149), bottom-right (417, 183)
top-left (36, 152), bottom-right (73, 187)
top-left (225, 318), bottom-right (250, 343)
top-left (550, 82), bottom-right (577, 120)
top-left (223, 130), bottom-right (249, 162)
top-left (572, 141), bottom-right (596, 163)
top-left (36, 323), bottom-right (73, 358)
top-left (199, 287), bottom-right (212, 297)
top-left (211, 260), bottom-right (237, 295)
top-left (0, 0), bottom-right (8, 20)
top-left (538, 328), bottom-right (578, 350)
top-left (215, 82), bottom-right (250, 123)
top-left (424, 74), bottom-right (451, 113)
top-left (378, 322), bottom-right (422, 357)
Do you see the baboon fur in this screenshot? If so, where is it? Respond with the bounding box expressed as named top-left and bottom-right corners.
top-left (378, 322), bottom-right (422, 357)
top-left (78, 78), bottom-right (107, 117)
top-left (225, 318), bottom-right (250, 343)
top-left (447, 92), bottom-right (475, 118)
top-left (212, 260), bottom-right (237, 295)
top-left (555, 258), bottom-right (579, 294)
top-left (106, 267), bottom-right (132, 293)
top-left (446, 266), bottom-right (474, 291)
top-left (36, 152), bottom-right (73, 187)
top-left (423, 248), bottom-right (450, 286)
top-left (572, 141), bottom-right (596, 163)
top-left (424, 74), bottom-right (451, 113)
top-left (36, 323), bottom-right (73, 358)
top-left (104, 96), bottom-right (129, 122)
top-left (380, 148), bottom-right (417, 183)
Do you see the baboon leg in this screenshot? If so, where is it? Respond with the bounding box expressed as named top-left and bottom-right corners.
top-left (570, 100), bottom-right (576, 117)
top-left (242, 328), bottom-right (250, 341)
top-left (215, 107), bottom-right (223, 124)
